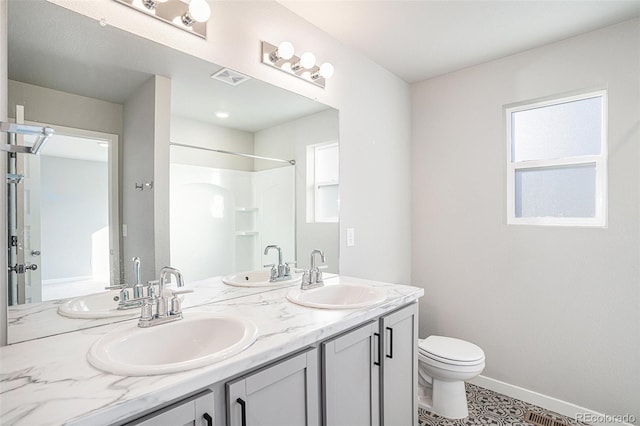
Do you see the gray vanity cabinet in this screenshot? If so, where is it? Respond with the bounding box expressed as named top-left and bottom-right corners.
top-left (380, 303), bottom-right (418, 426)
top-left (322, 303), bottom-right (418, 426)
top-left (125, 390), bottom-right (215, 426)
top-left (226, 348), bottom-right (320, 426)
top-left (322, 321), bottom-right (380, 426)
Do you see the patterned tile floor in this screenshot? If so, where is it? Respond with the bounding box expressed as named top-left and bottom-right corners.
top-left (418, 383), bottom-right (589, 425)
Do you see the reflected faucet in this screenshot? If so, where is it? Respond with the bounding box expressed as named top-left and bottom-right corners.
top-left (263, 245), bottom-right (293, 282)
top-left (105, 256), bottom-right (147, 310)
top-left (132, 257), bottom-right (143, 298)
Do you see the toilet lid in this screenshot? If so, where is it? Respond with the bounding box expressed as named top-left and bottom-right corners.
top-left (419, 335), bottom-right (484, 363)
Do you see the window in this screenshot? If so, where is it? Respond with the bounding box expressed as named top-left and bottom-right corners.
top-left (307, 141), bottom-right (339, 223)
top-left (506, 90), bottom-right (607, 226)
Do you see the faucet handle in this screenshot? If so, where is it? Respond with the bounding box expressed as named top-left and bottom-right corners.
top-left (284, 261), bottom-right (295, 276)
top-left (263, 264), bottom-right (278, 281)
top-left (170, 289), bottom-right (194, 296)
top-left (139, 297), bottom-right (154, 321)
top-left (146, 280), bottom-right (159, 298)
top-left (169, 289), bottom-right (193, 315)
top-left (105, 284), bottom-right (126, 290)
top-left (263, 264), bottom-right (276, 268)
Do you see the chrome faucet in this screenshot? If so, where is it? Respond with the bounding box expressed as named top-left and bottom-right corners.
top-left (138, 266), bottom-right (192, 328)
top-left (263, 245), bottom-right (294, 282)
top-left (301, 249), bottom-right (326, 290)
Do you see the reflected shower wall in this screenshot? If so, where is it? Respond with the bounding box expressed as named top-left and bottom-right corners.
top-left (170, 163), bottom-right (295, 283)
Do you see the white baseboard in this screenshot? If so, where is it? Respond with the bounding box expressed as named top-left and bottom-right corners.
top-left (469, 375), bottom-right (636, 426)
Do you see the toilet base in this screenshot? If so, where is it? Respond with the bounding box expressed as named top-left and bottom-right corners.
top-left (431, 379), bottom-right (469, 419)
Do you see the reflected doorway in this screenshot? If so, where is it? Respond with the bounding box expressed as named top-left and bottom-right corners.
top-left (7, 120), bottom-right (119, 304)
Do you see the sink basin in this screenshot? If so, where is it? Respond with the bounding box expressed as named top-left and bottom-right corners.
top-left (286, 283), bottom-right (387, 309)
top-left (223, 270), bottom-right (302, 287)
top-left (87, 313), bottom-right (258, 376)
top-left (57, 290), bottom-right (139, 319)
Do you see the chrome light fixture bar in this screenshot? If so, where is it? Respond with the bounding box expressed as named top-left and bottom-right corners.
top-left (261, 41), bottom-right (335, 89)
top-left (113, 0), bottom-right (210, 39)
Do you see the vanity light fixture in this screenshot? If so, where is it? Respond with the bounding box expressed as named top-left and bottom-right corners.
top-left (261, 41), bottom-right (334, 89)
top-left (142, 0), bottom-right (167, 10)
top-left (113, 0), bottom-right (210, 39)
top-left (181, 0), bottom-right (211, 26)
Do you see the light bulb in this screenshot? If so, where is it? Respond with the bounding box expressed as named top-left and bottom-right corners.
top-left (189, 0), bottom-right (211, 23)
top-left (319, 63), bottom-right (334, 79)
top-left (300, 52), bottom-right (316, 69)
top-left (278, 41), bottom-right (294, 60)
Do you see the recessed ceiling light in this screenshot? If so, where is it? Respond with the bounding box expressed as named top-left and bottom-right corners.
top-left (215, 111), bottom-right (230, 119)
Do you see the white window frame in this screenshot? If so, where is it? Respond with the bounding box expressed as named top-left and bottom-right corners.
top-left (506, 90), bottom-right (608, 227)
top-left (306, 141), bottom-right (339, 224)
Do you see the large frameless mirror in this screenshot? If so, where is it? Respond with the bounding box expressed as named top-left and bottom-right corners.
top-left (5, 0), bottom-right (339, 343)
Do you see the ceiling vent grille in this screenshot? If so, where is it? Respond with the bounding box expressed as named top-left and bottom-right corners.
top-left (525, 410), bottom-right (567, 426)
top-left (210, 68), bottom-right (250, 86)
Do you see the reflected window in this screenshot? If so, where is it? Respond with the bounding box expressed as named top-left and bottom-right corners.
top-left (307, 141), bottom-right (339, 223)
top-left (506, 90), bottom-right (607, 226)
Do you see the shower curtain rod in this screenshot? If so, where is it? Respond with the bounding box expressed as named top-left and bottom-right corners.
top-left (170, 142), bottom-right (296, 165)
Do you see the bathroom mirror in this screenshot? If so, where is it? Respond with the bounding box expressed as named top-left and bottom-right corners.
top-left (5, 0), bottom-right (339, 343)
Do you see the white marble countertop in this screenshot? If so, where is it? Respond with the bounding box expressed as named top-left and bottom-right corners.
top-left (7, 274), bottom-right (305, 344)
top-left (1, 275), bottom-right (423, 425)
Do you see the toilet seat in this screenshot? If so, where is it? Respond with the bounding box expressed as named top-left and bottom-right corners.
top-left (419, 336), bottom-right (484, 366)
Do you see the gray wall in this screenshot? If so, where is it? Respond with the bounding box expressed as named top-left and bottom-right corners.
top-left (411, 18), bottom-right (639, 421)
top-left (254, 109), bottom-right (340, 273)
top-left (8, 80), bottom-right (123, 134)
top-left (122, 75), bottom-right (171, 284)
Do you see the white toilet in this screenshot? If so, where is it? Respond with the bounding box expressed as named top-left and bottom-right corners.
top-left (417, 335), bottom-right (485, 419)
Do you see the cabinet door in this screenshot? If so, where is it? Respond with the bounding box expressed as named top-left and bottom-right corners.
top-left (322, 321), bottom-right (380, 426)
top-left (227, 348), bottom-right (319, 426)
top-left (380, 303), bottom-right (418, 426)
top-left (126, 390), bottom-right (215, 426)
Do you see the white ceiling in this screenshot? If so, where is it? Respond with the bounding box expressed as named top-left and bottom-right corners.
top-left (280, 0), bottom-right (640, 83)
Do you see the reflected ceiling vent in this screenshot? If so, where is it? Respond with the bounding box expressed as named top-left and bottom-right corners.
top-left (211, 68), bottom-right (250, 86)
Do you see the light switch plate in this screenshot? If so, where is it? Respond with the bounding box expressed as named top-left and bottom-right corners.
top-left (346, 228), bottom-right (355, 247)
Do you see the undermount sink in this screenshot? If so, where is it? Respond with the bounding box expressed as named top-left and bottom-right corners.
top-left (57, 290), bottom-right (139, 319)
top-left (286, 283), bottom-right (387, 310)
top-left (87, 312), bottom-right (258, 376)
top-left (222, 270), bottom-right (302, 287)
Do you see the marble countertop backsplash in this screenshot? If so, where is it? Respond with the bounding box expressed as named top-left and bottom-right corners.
top-left (1, 275), bottom-right (423, 426)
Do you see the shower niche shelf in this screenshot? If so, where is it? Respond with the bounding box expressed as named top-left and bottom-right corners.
top-left (235, 207), bottom-right (258, 238)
